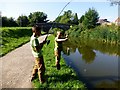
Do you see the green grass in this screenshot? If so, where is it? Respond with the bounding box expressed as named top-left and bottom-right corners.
top-left (1, 27), bottom-right (86, 89)
top-left (1, 27), bottom-right (32, 56)
top-left (32, 35), bottom-right (87, 90)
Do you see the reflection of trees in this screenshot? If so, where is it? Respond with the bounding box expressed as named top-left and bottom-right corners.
top-left (84, 39), bottom-right (119, 56)
top-left (63, 38), bottom-right (96, 63)
top-left (78, 46), bottom-right (96, 64)
top-left (63, 37), bottom-right (119, 56)
top-left (118, 45), bottom-right (120, 56)
top-left (70, 47), bottom-right (76, 53)
top-left (95, 80), bottom-right (120, 88)
top-left (63, 36), bottom-right (119, 63)
top-left (62, 46), bottom-right (71, 55)
top-left (62, 38), bottom-right (78, 55)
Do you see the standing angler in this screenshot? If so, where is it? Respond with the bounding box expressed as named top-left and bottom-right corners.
top-left (54, 31), bottom-right (68, 70)
top-left (30, 25), bottom-right (46, 83)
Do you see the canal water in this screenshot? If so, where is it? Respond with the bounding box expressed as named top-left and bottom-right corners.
top-left (62, 37), bottom-right (120, 88)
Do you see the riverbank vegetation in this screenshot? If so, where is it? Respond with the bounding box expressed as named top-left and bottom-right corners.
top-left (67, 24), bottom-right (120, 45)
top-left (55, 8), bottom-right (119, 45)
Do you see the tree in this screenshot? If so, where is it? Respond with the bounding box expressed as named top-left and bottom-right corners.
top-left (0, 12), bottom-right (1, 26)
top-left (59, 10), bottom-right (72, 24)
top-left (55, 16), bottom-right (62, 23)
top-left (2, 16), bottom-right (18, 27)
top-left (82, 8), bottom-right (99, 29)
top-left (28, 12), bottom-right (47, 26)
top-left (79, 15), bottom-right (84, 23)
top-left (17, 15), bottom-right (29, 27)
top-left (72, 13), bottom-right (79, 25)
top-left (108, 0), bottom-right (120, 5)
top-left (55, 10), bottom-right (79, 25)
top-left (55, 10), bottom-right (72, 24)
top-left (2, 16), bottom-right (8, 27)
top-left (8, 17), bottom-right (18, 27)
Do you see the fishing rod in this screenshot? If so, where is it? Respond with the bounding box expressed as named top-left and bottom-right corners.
top-left (45, 0), bottom-right (73, 40)
top-left (36, 0), bottom-right (72, 45)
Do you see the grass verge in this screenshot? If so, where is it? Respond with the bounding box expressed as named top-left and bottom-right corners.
top-left (32, 35), bottom-right (87, 89)
top-left (1, 27), bottom-right (32, 56)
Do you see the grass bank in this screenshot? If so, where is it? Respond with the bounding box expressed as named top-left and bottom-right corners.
top-left (1, 27), bottom-right (32, 56)
top-left (32, 35), bottom-right (87, 89)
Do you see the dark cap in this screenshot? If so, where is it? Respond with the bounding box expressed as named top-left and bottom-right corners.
top-left (32, 25), bottom-right (41, 32)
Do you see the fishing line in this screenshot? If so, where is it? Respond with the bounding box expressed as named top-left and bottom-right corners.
top-left (56, 0), bottom-right (73, 20)
top-left (45, 0), bottom-right (73, 39)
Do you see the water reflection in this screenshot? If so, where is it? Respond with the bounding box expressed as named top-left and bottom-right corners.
top-left (62, 37), bottom-right (119, 88)
top-left (63, 37), bottom-right (120, 63)
top-left (78, 46), bottom-right (96, 64)
top-left (95, 80), bottom-right (120, 88)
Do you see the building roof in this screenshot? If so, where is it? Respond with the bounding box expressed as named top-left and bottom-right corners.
top-left (115, 17), bottom-right (120, 22)
top-left (97, 19), bottom-right (110, 24)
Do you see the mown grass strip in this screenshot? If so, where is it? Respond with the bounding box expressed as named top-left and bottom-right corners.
top-left (32, 35), bottom-right (87, 90)
top-left (1, 27), bottom-right (32, 56)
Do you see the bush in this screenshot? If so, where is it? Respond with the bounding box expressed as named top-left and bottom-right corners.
top-left (67, 24), bottom-right (119, 45)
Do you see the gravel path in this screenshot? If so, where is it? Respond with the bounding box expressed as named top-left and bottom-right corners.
top-left (0, 43), bottom-right (34, 88)
top-left (0, 35), bottom-right (48, 89)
